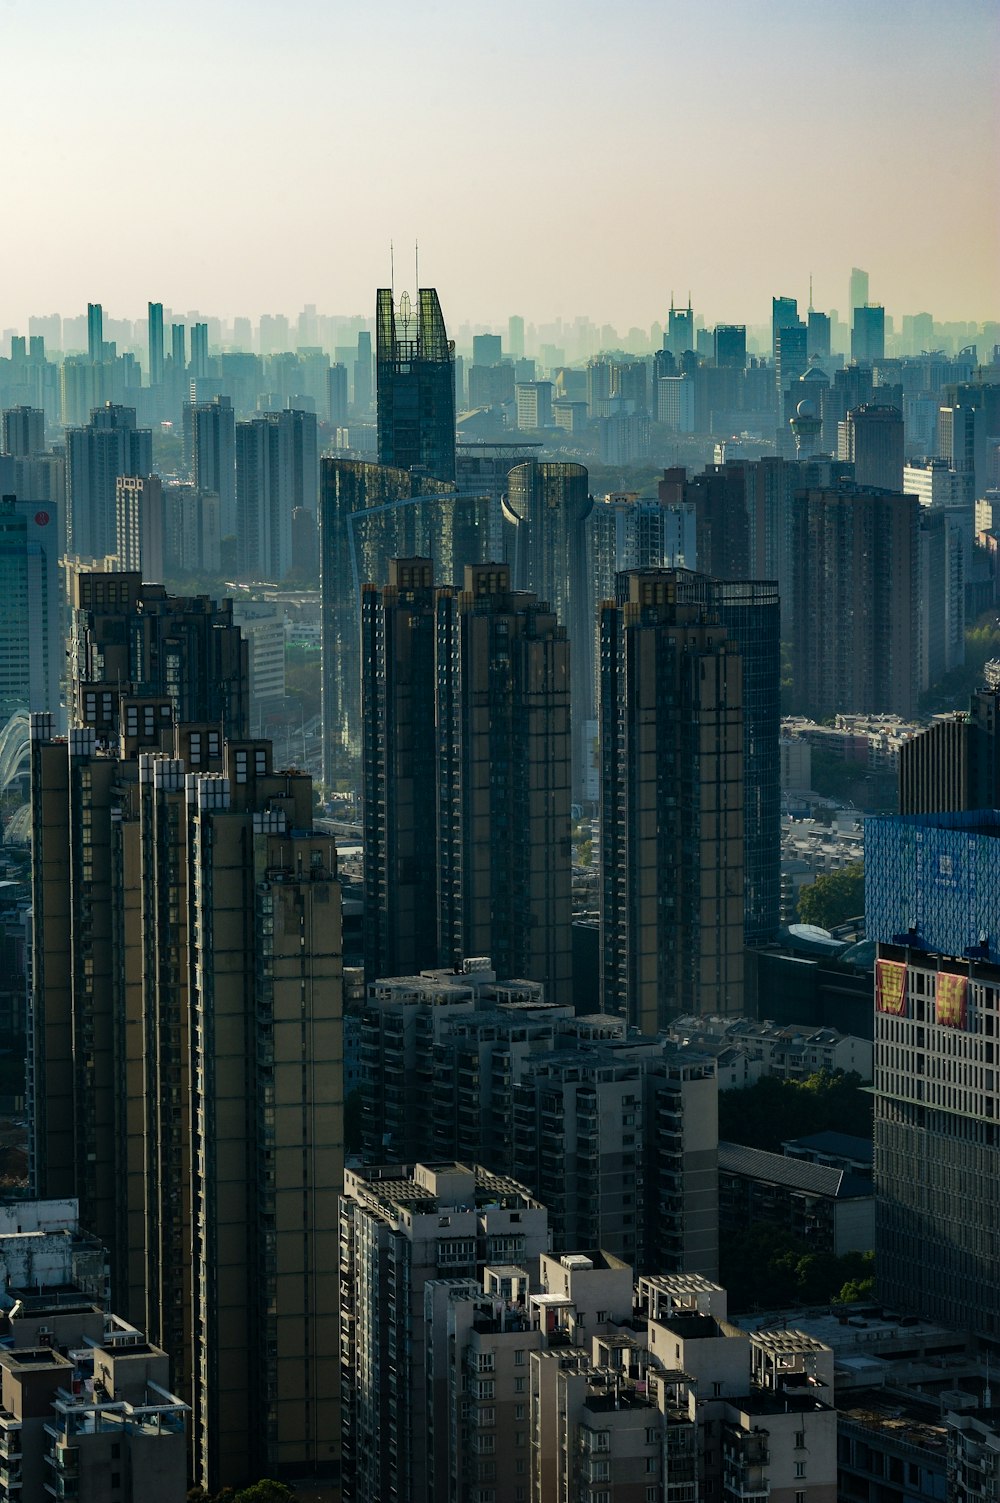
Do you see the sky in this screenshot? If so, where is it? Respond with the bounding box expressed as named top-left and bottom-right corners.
top-left (2, 0), bottom-right (998, 335)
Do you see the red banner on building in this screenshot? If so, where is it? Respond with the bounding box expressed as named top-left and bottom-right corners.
top-left (876, 959), bottom-right (908, 1016)
top-left (936, 972), bottom-right (968, 1028)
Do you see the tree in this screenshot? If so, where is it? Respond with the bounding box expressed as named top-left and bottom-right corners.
top-left (797, 862), bottom-right (864, 929)
top-left (718, 1071), bottom-right (872, 1153)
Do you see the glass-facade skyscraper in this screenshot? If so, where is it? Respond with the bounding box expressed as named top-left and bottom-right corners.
top-left (375, 287), bottom-right (456, 482)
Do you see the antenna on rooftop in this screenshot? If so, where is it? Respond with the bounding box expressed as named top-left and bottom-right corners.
top-left (390, 241), bottom-right (394, 295)
top-left (415, 240), bottom-right (419, 292)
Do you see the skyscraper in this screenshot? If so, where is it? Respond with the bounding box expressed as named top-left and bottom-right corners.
top-left (791, 484), bottom-right (919, 718)
top-left (65, 403), bottom-right (153, 560)
top-left (0, 495), bottom-right (62, 724)
top-left (667, 297), bottom-right (694, 358)
top-left (327, 361), bottom-right (348, 425)
top-left (148, 300), bottom-right (164, 385)
top-left (353, 328), bottom-right (373, 414)
top-left (190, 320), bottom-right (209, 380)
top-left (1, 404), bottom-right (45, 457)
top-left (849, 267), bottom-right (869, 325)
top-left (771, 294), bottom-right (799, 355)
top-left (851, 302), bottom-right (886, 363)
top-left (235, 408), bottom-right (318, 579)
top-left (600, 570), bottom-right (745, 1031)
top-left (361, 558), bottom-right (439, 980)
top-left (867, 809), bottom-right (1000, 1338)
top-left (507, 313), bottom-right (525, 357)
top-left (87, 302), bottom-right (103, 363)
top-left (845, 402), bottom-right (904, 491)
top-left (187, 393), bottom-right (236, 536)
top-left (319, 457), bottom-right (489, 777)
top-left (436, 564), bottom-right (573, 1002)
top-left (502, 459), bottom-right (593, 782)
top-left (376, 288), bottom-right (456, 481)
top-left (29, 579), bottom-right (342, 1491)
top-left (713, 323), bottom-right (746, 369)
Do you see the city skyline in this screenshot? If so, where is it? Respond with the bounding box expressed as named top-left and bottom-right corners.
top-left (3, 0), bottom-right (998, 333)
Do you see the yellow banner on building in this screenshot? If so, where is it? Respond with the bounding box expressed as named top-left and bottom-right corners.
top-left (936, 972), bottom-right (968, 1028)
top-left (876, 958), bottom-right (908, 1015)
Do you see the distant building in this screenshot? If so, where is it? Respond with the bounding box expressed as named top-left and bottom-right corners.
top-left (851, 302), bottom-right (885, 363)
top-left (791, 484), bottom-right (919, 718)
top-left (0, 494), bottom-right (62, 725)
top-left (845, 403), bottom-right (904, 492)
top-left (718, 1140), bottom-right (874, 1255)
top-left (65, 404), bottom-right (152, 561)
top-left (1, 405), bottom-right (44, 457)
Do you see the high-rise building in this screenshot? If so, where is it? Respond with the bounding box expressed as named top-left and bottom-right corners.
top-left (87, 302), bottom-right (103, 364)
top-left (899, 676), bottom-right (1000, 815)
top-left (867, 809), bottom-right (1000, 1338)
top-left (67, 569), bottom-right (248, 736)
top-left (771, 294), bottom-right (799, 355)
top-left (148, 300), bottom-right (164, 386)
top-left (507, 313), bottom-right (525, 358)
top-left (807, 307), bottom-right (832, 359)
top-left (65, 403), bottom-right (153, 561)
top-left (327, 361), bottom-right (348, 425)
top-left (339, 1160), bottom-right (549, 1503)
top-left (235, 408), bottom-right (318, 579)
top-left (849, 268), bottom-right (869, 324)
top-left (667, 297), bottom-right (694, 358)
top-left (361, 558), bottom-right (439, 980)
top-left (791, 484), bottom-right (919, 718)
top-left (436, 564), bottom-right (573, 1002)
top-left (844, 403), bottom-right (904, 491)
top-left (189, 320), bottom-right (209, 380)
top-left (1, 404), bottom-right (44, 457)
top-left (115, 473), bottom-right (164, 578)
top-left (30, 637), bottom-right (342, 1488)
top-left (0, 494), bottom-right (62, 725)
top-left (376, 288), bottom-right (455, 480)
top-left (319, 458), bottom-right (489, 777)
top-left (358, 961), bottom-right (720, 1276)
top-left (186, 394), bottom-right (236, 536)
top-left (353, 329), bottom-right (373, 414)
top-left (513, 379), bottom-right (553, 430)
top-left (851, 302), bottom-right (886, 363)
top-left (713, 323), bottom-right (746, 369)
top-left (170, 322), bottom-right (186, 371)
top-left (660, 464), bottom-right (750, 579)
top-left (502, 460), bottom-right (592, 782)
top-left (600, 570), bottom-right (745, 1030)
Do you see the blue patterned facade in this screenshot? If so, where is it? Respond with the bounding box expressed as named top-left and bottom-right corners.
top-left (866, 809), bottom-right (1000, 962)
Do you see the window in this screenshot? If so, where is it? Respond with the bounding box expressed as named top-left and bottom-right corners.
top-left (712, 1381), bottom-right (722, 1397)
top-left (648, 1490), bottom-right (660, 1503)
top-left (515, 1404), bottom-right (525, 1421)
top-left (795, 1429), bottom-right (805, 1449)
top-left (514, 1376), bottom-right (525, 1393)
top-left (795, 1492), bottom-right (806, 1503)
top-left (646, 1455), bottom-right (658, 1472)
top-left (646, 1427), bottom-right (658, 1445)
top-left (795, 1461), bottom-right (806, 1478)
top-left (514, 1349), bottom-right (525, 1366)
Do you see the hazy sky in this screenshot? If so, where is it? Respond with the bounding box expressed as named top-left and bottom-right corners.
top-left (3, 0), bottom-right (998, 334)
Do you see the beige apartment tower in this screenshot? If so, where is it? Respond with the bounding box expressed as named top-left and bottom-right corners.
top-left (28, 575), bottom-right (343, 1493)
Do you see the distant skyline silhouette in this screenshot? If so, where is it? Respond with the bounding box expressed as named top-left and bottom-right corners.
top-left (4, 0), bottom-right (997, 331)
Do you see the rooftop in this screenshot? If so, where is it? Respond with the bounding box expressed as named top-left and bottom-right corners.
top-left (719, 1141), bottom-right (873, 1200)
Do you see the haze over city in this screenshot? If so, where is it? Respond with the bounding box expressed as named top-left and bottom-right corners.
top-left (4, 2), bottom-right (1000, 1500)
top-left (3, 0), bottom-right (998, 331)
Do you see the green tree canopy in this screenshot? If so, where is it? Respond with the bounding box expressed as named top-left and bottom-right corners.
top-left (797, 862), bottom-right (865, 929)
top-left (718, 1070), bottom-right (872, 1153)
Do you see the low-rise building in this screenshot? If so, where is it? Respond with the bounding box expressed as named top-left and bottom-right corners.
top-left (718, 1140), bottom-right (875, 1256)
